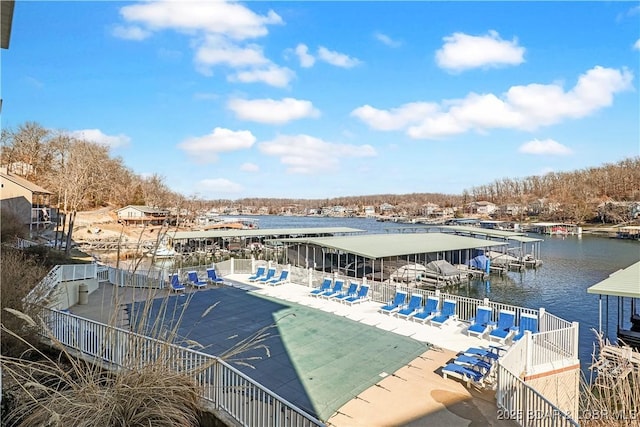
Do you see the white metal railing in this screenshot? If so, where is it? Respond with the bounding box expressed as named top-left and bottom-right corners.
top-left (41, 308), bottom-right (324, 427)
top-left (25, 265), bottom-right (62, 304)
top-left (60, 264), bottom-right (97, 281)
top-left (496, 363), bottom-right (578, 427)
top-left (15, 236), bottom-right (39, 249)
top-left (107, 266), bottom-right (167, 289)
top-left (530, 325), bottom-right (579, 366)
top-left (539, 310), bottom-right (573, 333)
top-left (97, 266), bottom-right (109, 282)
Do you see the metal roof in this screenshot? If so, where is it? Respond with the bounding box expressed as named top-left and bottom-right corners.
top-left (0, 171), bottom-right (52, 194)
top-left (587, 261), bottom-right (640, 298)
top-left (274, 232), bottom-right (508, 259)
top-left (437, 225), bottom-right (543, 243)
top-left (1, 0), bottom-right (14, 49)
top-left (168, 227), bottom-right (364, 241)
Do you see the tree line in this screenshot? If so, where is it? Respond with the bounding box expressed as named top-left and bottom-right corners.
top-left (2, 121), bottom-right (639, 229)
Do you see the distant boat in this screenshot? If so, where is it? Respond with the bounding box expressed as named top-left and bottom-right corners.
top-left (201, 217), bottom-right (259, 230)
top-left (146, 246), bottom-right (177, 259)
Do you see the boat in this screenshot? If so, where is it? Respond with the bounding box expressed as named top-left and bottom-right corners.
top-left (200, 217), bottom-right (259, 231)
top-left (145, 246), bottom-right (177, 259)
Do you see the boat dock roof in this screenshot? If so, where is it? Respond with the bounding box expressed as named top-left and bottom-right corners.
top-left (272, 232), bottom-right (508, 259)
top-left (168, 227), bottom-right (364, 241)
top-left (587, 260), bottom-right (640, 298)
top-left (436, 225), bottom-right (543, 243)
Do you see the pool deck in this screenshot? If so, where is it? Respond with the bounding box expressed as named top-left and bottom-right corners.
top-left (71, 276), bottom-right (515, 426)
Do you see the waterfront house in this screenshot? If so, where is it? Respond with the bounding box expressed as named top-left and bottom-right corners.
top-left (467, 201), bottom-right (497, 216)
top-left (0, 168), bottom-right (54, 235)
top-left (115, 205), bottom-right (169, 226)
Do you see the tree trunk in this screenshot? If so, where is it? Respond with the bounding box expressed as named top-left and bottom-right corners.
top-left (64, 210), bottom-right (76, 256)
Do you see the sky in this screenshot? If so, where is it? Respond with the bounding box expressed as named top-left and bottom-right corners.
top-left (2, 1), bottom-right (639, 200)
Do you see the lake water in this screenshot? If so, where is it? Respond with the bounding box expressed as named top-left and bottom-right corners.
top-left (245, 215), bottom-right (640, 371)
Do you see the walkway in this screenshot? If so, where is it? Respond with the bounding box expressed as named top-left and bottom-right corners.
top-left (71, 276), bottom-right (515, 426)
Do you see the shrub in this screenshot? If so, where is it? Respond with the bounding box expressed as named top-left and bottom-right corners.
top-left (0, 208), bottom-right (27, 243)
top-left (0, 248), bottom-right (48, 358)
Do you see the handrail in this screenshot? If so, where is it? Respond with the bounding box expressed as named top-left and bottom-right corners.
top-left (41, 308), bottom-right (325, 427)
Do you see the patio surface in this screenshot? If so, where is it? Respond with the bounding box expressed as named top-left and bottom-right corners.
top-left (72, 275), bottom-right (516, 426)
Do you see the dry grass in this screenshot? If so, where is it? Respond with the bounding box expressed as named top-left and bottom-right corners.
top-left (580, 330), bottom-right (640, 427)
top-left (2, 235), bottom-right (276, 426)
top-left (1, 321), bottom-right (201, 427)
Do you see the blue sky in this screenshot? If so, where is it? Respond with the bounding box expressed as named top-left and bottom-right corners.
top-left (2, 1), bottom-right (639, 200)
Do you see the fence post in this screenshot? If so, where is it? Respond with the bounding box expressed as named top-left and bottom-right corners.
top-left (251, 256), bottom-right (256, 274)
top-left (308, 268), bottom-right (313, 287)
top-left (230, 257), bottom-right (235, 275)
top-left (483, 297), bottom-right (489, 306)
top-left (572, 321), bottom-right (579, 359)
top-left (524, 330), bottom-right (533, 375)
top-left (538, 308), bottom-right (546, 332)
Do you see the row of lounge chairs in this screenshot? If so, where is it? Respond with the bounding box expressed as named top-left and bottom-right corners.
top-left (441, 346), bottom-right (506, 388)
top-left (467, 306), bottom-right (539, 344)
top-left (170, 268), bottom-right (225, 292)
top-left (378, 291), bottom-right (539, 345)
top-left (309, 278), bottom-right (370, 305)
top-left (379, 291), bottom-right (458, 327)
top-left (248, 266), bottom-right (290, 286)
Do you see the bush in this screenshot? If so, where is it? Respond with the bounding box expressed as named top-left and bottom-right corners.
top-left (0, 208), bottom-right (27, 243)
top-left (0, 248), bottom-right (49, 358)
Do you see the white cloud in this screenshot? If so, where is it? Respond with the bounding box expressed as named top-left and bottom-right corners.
top-left (240, 162), bottom-right (259, 172)
top-left (227, 97), bottom-right (320, 124)
top-left (435, 30), bottom-right (525, 72)
top-left (69, 129), bottom-right (131, 149)
top-left (295, 43), bottom-right (316, 67)
top-left (228, 65), bottom-right (295, 87)
top-left (178, 127), bottom-right (256, 163)
top-left (317, 46), bottom-right (361, 68)
top-left (353, 66), bottom-right (634, 139)
top-left (374, 32), bottom-right (401, 48)
top-left (351, 102), bottom-right (438, 131)
top-left (519, 139), bottom-right (572, 155)
top-left (119, 0), bottom-right (282, 41)
top-left (195, 36), bottom-right (269, 71)
top-left (112, 25), bottom-right (151, 41)
top-left (198, 178), bottom-right (244, 195)
top-left (258, 134), bottom-right (376, 174)
top-left (634, 38), bottom-right (640, 50)
top-left (117, 1), bottom-right (288, 87)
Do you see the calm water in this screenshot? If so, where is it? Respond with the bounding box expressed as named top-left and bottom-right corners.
top-left (246, 215), bottom-right (640, 370)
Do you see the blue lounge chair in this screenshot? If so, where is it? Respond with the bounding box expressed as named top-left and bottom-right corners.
top-left (488, 309), bottom-right (517, 343)
top-left (320, 279), bottom-right (344, 299)
top-left (396, 293), bottom-right (423, 319)
top-left (412, 296), bottom-right (439, 323)
top-left (442, 363), bottom-right (485, 388)
top-left (187, 271), bottom-right (208, 288)
top-left (248, 266), bottom-right (266, 282)
top-left (169, 273), bottom-right (185, 293)
top-left (512, 313), bottom-right (539, 342)
top-left (258, 267), bottom-right (276, 283)
top-left (266, 269), bottom-right (289, 286)
top-left (430, 299), bottom-right (457, 327)
top-left (343, 284), bottom-right (370, 305)
top-left (206, 267), bottom-right (225, 285)
top-left (379, 291), bottom-right (407, 315)
top-left (463, 346), bottom-right (504, 363)
top-left (453, 354), bottom-right (492, 374)
top-left (467, 306), bottom-right (493, 338)
top-left (332, 281), bottom-right (358, 301)
top-left (310, 278), bottom-right (332, 297)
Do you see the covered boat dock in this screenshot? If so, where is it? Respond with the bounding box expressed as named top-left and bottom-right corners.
top-left (166, 227), bottom-right (364, 255)
top-left (587, 260), bottom-right (640, 349)
top-left (272, 232), bottom-right (508, 284)
top-left (434, 225), bottom-right (544, 268)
